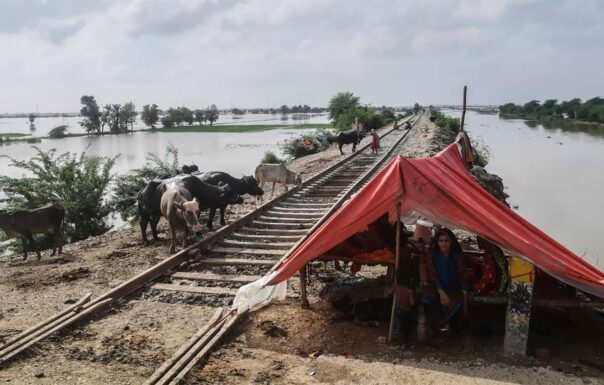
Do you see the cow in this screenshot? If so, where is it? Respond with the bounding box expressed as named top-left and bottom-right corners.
top-left (254, 163), bottom-right (302, 199)
top-left (160, 183), bottom-right (204, 253)
top-left (198, 172), bottom-right (264, 226)
top-left (336, 129), bottom-right (366, 155)
top-left (0, 203), bottom-right (65, 260)
top-left (181, 164), bottom-right (199, 174)
top-left (137, 175), bottom-right (242, 244)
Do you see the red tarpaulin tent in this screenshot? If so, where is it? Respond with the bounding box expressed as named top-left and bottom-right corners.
top-left (267, 144), bottom-right (604, 299)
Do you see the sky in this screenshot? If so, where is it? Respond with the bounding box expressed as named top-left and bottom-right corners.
top-left (1, 0), bottom-right (603, 113)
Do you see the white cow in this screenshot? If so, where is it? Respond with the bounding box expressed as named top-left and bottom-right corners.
top-left (254, 163), bottom-right (302, 199)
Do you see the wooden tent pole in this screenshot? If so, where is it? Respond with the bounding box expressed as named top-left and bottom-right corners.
top-left (299, 264), bottom-right (309, 309)
top-left (460, 85), bottom-right (467, 133)
top-left (388, 203), bottom-right (402, 342)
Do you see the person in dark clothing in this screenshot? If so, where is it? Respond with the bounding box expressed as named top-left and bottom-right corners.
top-left (420, 228), bottom-right (474, 351)
top-left (393, 236), bottom-right (423, 347)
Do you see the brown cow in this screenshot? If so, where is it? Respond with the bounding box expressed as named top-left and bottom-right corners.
top-left (0, 203), bottom-right (65, 260)
top-left (160, 183), bottom-right (204, 253)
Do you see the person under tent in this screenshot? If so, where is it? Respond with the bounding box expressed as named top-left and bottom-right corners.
top-left (420, 227), bottom-right (474, 352)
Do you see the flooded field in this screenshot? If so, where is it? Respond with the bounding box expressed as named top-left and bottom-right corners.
top-left (445, 110), bottom-right (604, 270)
top-left (0, 113), bottom-right (329, 137)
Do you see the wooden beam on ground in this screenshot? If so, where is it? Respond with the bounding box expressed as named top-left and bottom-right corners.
top-left (151, 283), bottom-right (237, 296)
top-left (171, 272), bottom-right (260, 283)
top-left (503, 256), bottom-right (535, 356)
top-left (197, 258), bottom-right (275, 266)
top-left (209, 247), bottom-right (285, 257)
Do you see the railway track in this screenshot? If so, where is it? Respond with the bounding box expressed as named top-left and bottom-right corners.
top-left (0, 112), bottom-right (424, 381)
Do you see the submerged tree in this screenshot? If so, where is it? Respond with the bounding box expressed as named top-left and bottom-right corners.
top-left (206, 105), bottom-right (219, 126)
top-left (141, 104), bottom-right (160, 129)
top-left (0, 147), bottom-right (117, 242)
top-left (80, 95), bottom-right (102, 135)
top-left (121, 101), bottom-right (138, 132)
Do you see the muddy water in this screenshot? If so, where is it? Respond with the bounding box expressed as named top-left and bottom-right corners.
top-left (445, 109), bottom-right (604, 271)
top-left (0, 128), bottom-right (318, 180)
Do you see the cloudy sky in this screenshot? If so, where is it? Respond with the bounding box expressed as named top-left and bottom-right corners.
top-left (1, 0), bottom-right (603, 112)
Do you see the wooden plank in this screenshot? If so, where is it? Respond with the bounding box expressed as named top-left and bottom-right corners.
top-left (210, 246), bottom-right (285, 256)
top-left (250, 220), bottom-right (313, 229)
top-left (236, 228), bottom-right (308, 236)
top-left (152, 283), bottom-right (237, 296)
top-left (172, 272), bottom-right (260, 283)
top-left (197, 258), bottom-right (276, 266)
top-left (257, 216), bottom-right (318, 223)
top-left (230, 233), bottom-right (302, 242)
top-left (219, 239), bottom-right (293, 250)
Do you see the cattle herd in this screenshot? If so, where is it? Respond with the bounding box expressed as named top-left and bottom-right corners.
top-left (0, 133), bottom-right (384, 257)
top-left (0, 163), bottom-right (307, 258)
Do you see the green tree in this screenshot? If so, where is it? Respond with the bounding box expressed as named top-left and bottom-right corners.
top-left (179, 106), bottom-right (194, 125)
top-left (79, 95), bottom-right (102, 134)
top-left (141, 104), bottom-right (159, 129)
top-left (232, 108), bottom-right (245, 115)
top-left (0, 147), bottom-right (116, 242)
top-left (100, 104), bottom-right (112, 133)
top-left (328, 92), bottom-right (360, 124)
top-left (194, 109), bottom-right (206, 125)
top-left (206, 105), bottom-right (219, 126)
top-left (49, 125), bottom-right (68, 138)
top-left (121, 101), bottom-right (137, 132)
top-left (559, 98), bottom-right (581, 119)
top-left (28, 113), bottom-right (35, 124)
top-left (522, 100), bottom-right (541, 114)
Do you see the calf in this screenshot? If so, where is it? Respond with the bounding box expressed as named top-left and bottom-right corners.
top-left (138, 175), bottom-right (242, 243)
top-left (199, 172), bottom-right (264, 226)
top-left (254, 163), bottom-right (302, 199)
top-left (336, 129), bottom-right (366, 155)
top-left (0, 203), bottom-right (65, 260)
top-left (160, 183), bottom-right (204, 253)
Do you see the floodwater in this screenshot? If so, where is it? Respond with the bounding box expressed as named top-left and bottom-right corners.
top-left (445, 110), bottom-right (604, 271)
top-left (0, 113), bottom-right (329, 137)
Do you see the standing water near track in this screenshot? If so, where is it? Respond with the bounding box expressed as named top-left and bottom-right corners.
top-left (444, 109), bottom-right (604, 271)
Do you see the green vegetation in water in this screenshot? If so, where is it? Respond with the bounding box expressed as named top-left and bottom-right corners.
top-left (0, 147), bottom-right (117, 253)
top-left (260, 151), bottom-right (285, 164)
top-left (499, 97), bottom-right (604, 125)
top-left (153, 123), bottom-right (333, 133)
top-left (433, 111), bottom-right (461, 132)
top-left (112, 144), bottom-right (182, 223)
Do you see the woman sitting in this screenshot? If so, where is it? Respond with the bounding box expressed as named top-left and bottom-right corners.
top-left (420, 228), bottom-right (474, 351)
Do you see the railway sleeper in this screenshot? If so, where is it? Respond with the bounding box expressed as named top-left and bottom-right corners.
top-left (230, 233), bottom-right (302, 242)
top-left (218, 239), bottom-right (293, 250)
top-left (208, 246), bottom-right (285, 257)
top-left (256, 216), bottom-right (318, 224)
top-left (264, 210), bottom-right (324, 218)
top-left (249, 220), bottom-right (314, 229)
top-left (151, 283), bottom-right (237, 296)
top-left (235, 227), bottom-right (309, 236)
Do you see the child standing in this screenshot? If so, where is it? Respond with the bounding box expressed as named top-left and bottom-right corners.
top-left (370, 129), bottom-right (380, 154)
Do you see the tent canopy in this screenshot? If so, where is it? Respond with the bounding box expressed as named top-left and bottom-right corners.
top-left (268, 144), bottom-right (604, 299)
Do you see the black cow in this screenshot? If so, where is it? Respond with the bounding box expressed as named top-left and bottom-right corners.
top-left (137, 175), bottom-right (242, 244)
top-left (0, 203), bottom-right (65, 260)
top-left (336, 129), bottom-right (366, 155)
top-left (198, 172), bottom-right (264, 226)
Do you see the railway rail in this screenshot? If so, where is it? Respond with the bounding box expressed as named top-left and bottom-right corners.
top-left (0, 112), bottom-right (424, 381)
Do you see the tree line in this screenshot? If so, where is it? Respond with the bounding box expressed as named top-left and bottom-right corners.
top-left (79, 95), bottom-right (222, 134)
top-left (499, 97), bottom-right (604, 123)
top-left (231, 105), bottom-right (327, 115)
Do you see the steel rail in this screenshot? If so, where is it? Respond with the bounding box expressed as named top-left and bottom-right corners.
top-left (146, 113), bottom-right (424, 383)
top-left (0, 113), bottom-right (419, 366)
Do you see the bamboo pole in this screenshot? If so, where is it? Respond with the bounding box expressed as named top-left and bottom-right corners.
top-left (460, 85), bottom-right (467, 133)
top-left (387, 203), bottom-right (402, 342)
top-left (299, 264), bottom-right (309, 309)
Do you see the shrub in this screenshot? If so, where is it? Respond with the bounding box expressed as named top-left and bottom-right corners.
top-left (260, 151), bottom-right (285, 164)
top-left (434, 111), bottom-right (461, 133)
top-left (112, 144), bottom-right (181, 223)
top-left (281, 129), bottom-right (334, 160)
top-left (0, 147), bottom-right (117, 244)
top-left (49, 125), bottom-right (68, 138)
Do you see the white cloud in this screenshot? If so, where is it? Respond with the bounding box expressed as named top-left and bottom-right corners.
top-left (0, 0), bottom-right (603, 112)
